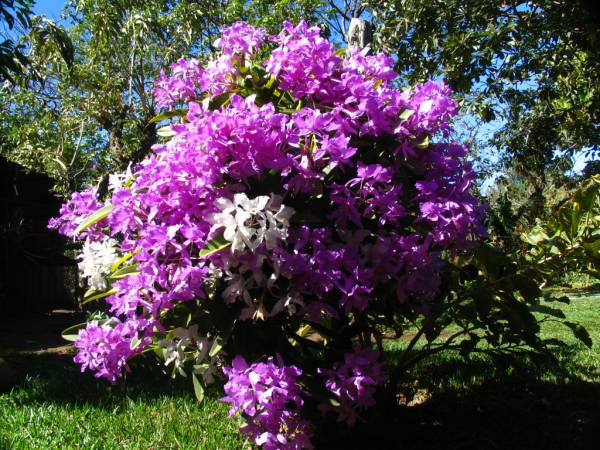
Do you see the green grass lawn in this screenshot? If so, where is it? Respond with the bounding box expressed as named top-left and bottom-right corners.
top-left (1, 293), bottom-right (599, 449)
top-left (0, 354), bottom-right (248, 450)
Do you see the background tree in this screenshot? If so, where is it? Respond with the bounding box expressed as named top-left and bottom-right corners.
top-left (369, 0), bottom-right (600, 226)
top-left (1, 0), bottom-right (230, 194)
top-left (0, 0), bottom-right (32, 82)
top-left (2, 0), bottom-right (599, 208)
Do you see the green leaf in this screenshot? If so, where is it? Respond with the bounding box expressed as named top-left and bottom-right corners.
top-left (583, 239), bottom-right (600, 254)
top-left (193, 363), bottom-right (210, 373)
top-left (148, 109), bottom-right (188, 123)
top-left (264, 75), bottom-right (276, 90)
top-left (497, 292), bottom-right (540, 334)
top-left (81, 287), bottom-right (118, 305)
top-left (474, 244), bottom-right (509, 279)
top-left (156, 125), bottom-right (176, 138)
top-left (130, 336), bottom-right (142, 350)
top-left (209, 337), bottom-right (223, 358)
top-left (108, 263), bottom-right (139, 280)
top-left (399, 109), bottom-right (415, 120)
top-left (414, 136), bottom-right (429, 149)
top-left (199, 232), bottom-right (231, 257)
top-left (111, 252), bottom-right (132, 272)
top-left (334, 47), bottom-right (347, 57)
top-left (192, 373), bottom-right (205, 403)
top-left (514, 275), bottom-right (541, 303)
top-left (73, 204), bottom-right (114, 236)
top-left (209, 92), bottom-right (232, 109)
top-left (328, 397), bottom-right (341, 407)
top-left (564, 321), bottom-right (593, 348)
top-left (522, 226), bottom-right (548, 246)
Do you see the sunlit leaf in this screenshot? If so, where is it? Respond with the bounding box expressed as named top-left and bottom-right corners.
top-left (73, 204), bottom-right (113, 236)
top-left (192, 373), bottom-right (205, 403)
top-left (199, 232), bottom-right (231, 257)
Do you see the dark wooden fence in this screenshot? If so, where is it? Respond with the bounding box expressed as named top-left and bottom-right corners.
top-left (0, 157), bottom-right (78, 317)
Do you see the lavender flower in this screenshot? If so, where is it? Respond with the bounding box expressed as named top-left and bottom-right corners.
top-left (214, 21), bottom-right (267, 57)
top-left (48, 186), bottom-right (107, 241)
top-left (318, 348), bottom-right (385, 426)
top-left (73, 318), bottom-right (152, 383)
top-left (222, 355), bottom-right (312, 449)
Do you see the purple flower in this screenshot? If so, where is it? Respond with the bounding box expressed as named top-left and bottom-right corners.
top-left (397, 80), bottom-right (459, 137)
top-left (222, 355), bottom-right (312, 449)
top-left (343, 47), bottom-right (397, 84)
top-left (73, 318), bottom-right (153, 383)
top-left (412, 143), bottom-right (487, 249)
top-left (318, 348), bottom-right (385, 426)
top-left (266, 20), bottom-right (339, 99)
top-left (48, 186), bottom-right (107, 241)
top-left (49, 21), bottom-right (488, 442)
top-left (153, 58), bottom-right (203, 109)
top-left (215, 21), bottom-right (267, 56)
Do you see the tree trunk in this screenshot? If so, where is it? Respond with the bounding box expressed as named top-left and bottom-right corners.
top-left (348, 18), bottom-right (372, 50)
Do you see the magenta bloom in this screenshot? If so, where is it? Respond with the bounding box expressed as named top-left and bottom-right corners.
top-left (73, 318), bottom-right (153, 383)
top-left (318, 348), bottom-right (385, 426)
top-left (222, 355), bottom-right (312, 449)
top-left (215, 21), bottom-right (267, 56)
top-left (48, 186), bottom-right (106, 241)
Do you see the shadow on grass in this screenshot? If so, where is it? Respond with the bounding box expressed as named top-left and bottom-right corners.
top-left (3, 352), bottom-right (219, 408)
top-left (4, 347), bottom-right (599, 450)
top-left (315, 347), bottom-right (600, 450)
top-left (318, 377), bottom-right (599, 450)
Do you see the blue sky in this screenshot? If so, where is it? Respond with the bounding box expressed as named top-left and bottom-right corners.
top-left (33, 0), bottom-right (66, 20)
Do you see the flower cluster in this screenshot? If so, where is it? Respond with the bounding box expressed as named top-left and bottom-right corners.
top-left (77, 238), bottom-right (120, 291)
top-left (73, 318), bottom-right (153, 383)
top-left (222, 356), bottom-right (312, 450)
top-left (48, 186), bottom-right (106, 241)
top-left (207, 193), bottom-right (295, 253)
top-left (318, 348), bottom-right (385, 426)
top-left (50, 20), bottom-right (485, 448)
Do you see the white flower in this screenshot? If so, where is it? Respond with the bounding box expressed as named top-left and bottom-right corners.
top-left (78, 238), bottom-right (121, 291)
top-left (222, 271), bottom-right (253, 304)
top-left (270, 291), bottom-right (305, 317)
top-left (108, 163), bottom-right (134, 192)
top-left (158, 325), bottom-right (222, 383)
top-left (206, 193), bottom-right (294, 253)
top-left (157, 324), bottom-right (204, 377)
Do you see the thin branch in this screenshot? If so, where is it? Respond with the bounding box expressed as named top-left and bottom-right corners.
top-left (328, 0), bottom-right (351, 22)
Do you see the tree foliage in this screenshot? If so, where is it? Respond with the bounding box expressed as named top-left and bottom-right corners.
top-left (523, 175), bottom-right (600, 284)
top-left (0, 0), bottom-right (32, 82)
top-left (1, 0), bottom-right (232, 194)
top-left (369, 0), bottom-right (600, 221)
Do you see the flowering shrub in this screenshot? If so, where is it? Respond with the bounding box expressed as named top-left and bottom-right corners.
top-left (50, 20), bottom-right (496, 448)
